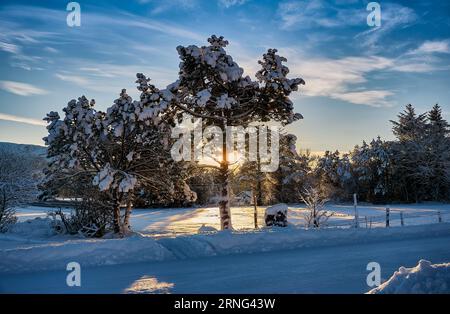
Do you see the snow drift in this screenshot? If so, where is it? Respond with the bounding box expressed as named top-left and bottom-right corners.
top-left (368, 260), bottom-right (450, 294)
top-left (7, 217), bottom-right (58, 238)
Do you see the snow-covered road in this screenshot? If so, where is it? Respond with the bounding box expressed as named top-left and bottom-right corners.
top-left (2, 234), bottom-right (450, 294)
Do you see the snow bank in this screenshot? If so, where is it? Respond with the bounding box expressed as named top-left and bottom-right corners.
top-left (7, 217), bottom-right (57, 238)
top-left (0, 234), bottom-right (174, 274)
top-left (159, 223), bottom-right (450, 259)
top-left (368, 260), bottom-right (450, 294)
top-left (1, 222), bottom-right (450, 274)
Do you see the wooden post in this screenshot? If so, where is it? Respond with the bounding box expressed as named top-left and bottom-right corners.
top-left (438, 211), bottom-right (442, 223)
top-left (353, 193), bottom-right (359, 228)
top-left (365, 216), bottom-right (368, 228)
top-left (400, 211), bottom-right (404, 227)
top-left (369, 217), bottom-right (372, 229)
top-left (386, 207), bottom-right (390, 227)
top-left (253, 193), bottom-right (258, 229)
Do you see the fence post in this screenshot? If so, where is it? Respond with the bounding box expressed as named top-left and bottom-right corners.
top-left (386, 207), bottom-right (390, 227)
top-left (353, 193), bottom-right (359, 228)
top-left (369, 217), bottom-right (372, 229)
top-left (400, 211), bottom-right (404, 226)
top-left (365, 216), bottom-right (368, 228)
top-left (438, 211), bottom-right (442, 223)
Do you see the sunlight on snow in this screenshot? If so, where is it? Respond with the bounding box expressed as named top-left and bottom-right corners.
top-left (14, 204), bottom-right (450, 238)
top-left (124, 276), bottom-right (174, 294)
top-left (129, 205), bottom-right (331, 237)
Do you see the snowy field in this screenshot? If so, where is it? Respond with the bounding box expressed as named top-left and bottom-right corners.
top-left (1, 203), bottom-right (450, 293)
top-left (10, 202), bottom-right (450, 237)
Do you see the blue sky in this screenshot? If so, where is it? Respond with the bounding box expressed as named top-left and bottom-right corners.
top-left (0, 0), bottom-right (449, 153)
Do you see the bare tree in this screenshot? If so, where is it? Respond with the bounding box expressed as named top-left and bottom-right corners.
top-left (300, 187), bottom-right (334, 228)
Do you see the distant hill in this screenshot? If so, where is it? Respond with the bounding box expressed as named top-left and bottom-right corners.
top-left (0, 142), bottom-right (47, 158)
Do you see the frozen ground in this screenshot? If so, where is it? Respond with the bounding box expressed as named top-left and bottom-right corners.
top-left (0, 203), bottom-right (449, 293)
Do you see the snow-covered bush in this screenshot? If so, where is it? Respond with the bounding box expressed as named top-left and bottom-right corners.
top-left (49, 197), bottom-right (114, 238)
top-left (264, 203), bottom-right (288, 227)
top-left (368, 260), bottom-right (450, 294)
top-left (300, 187), bottom-right (333, 228)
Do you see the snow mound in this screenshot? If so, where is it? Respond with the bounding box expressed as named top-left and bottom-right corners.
top-left (368, 260), bottom-right (450, 294)
top-left (7, 217), bottom-right (57, 238)
top-left (0, 234), bottom-right (174, 273)
top-left (265, 203), bottom-right (288, 216)
top-left (198, 224), bottom-right (218, 234)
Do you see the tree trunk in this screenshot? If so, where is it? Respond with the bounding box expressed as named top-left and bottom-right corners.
top-left (123, 195), bottom-right (133, 234)
top-left (256, 129), bottom-right (263, 206)
top-left (218, 129), bottom-right (232, 230)
top-left (113, 201), bottom-right (121, 234)
top-left (256, 175), bottom-right (263, 206)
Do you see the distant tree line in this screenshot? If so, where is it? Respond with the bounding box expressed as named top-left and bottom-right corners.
top-left (224, 104), bottom-right (449, 205)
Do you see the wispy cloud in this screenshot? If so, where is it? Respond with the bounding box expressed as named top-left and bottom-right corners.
top-left (277, 0), bottom-right (365, 30)
top-left (279, 50), bottom-right (395, 107)
top-left (0, 4), bottom-right (205, 43)
top-left (55, 73), bottom-right (90, 86)
top-left (44, 46), bottom-right (59, 54)
top-left (153, 0), bottom-right (198, 15)
top-left (411, 40), bottom-right (450, 55)
top-left (0, 80), bottom-right (48, 96)
top-left (0, 41), bottom-right (20, 54)
top-left (0, 112), bottom-right (46, 126)
top-left (390, 40), bottom-right (450, 72)
top-left (218, 0), bottom-right (248, 8)
top-left (332, 90), bottom-right (394, 108)
top-left (355, 3), bottom-right (417, 51)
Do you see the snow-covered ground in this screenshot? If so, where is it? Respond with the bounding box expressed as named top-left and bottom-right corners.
top-left (0, 203), bottom-right (449, 293)
top-left (11, 202), bottom-right (450, 237)
top-left (1, 230), bottom-right (449, 293)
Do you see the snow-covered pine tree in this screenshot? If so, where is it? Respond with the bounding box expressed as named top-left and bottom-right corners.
top-left (233, 127), bottom-right (269, 206)
top-left (426, 104), bottom-right (450, 200)
top-left (351, 137), bottom-right (391, 202)
top-left (314, 150), bottom-right (352, 200)
top-left (390, 104), bottom-right (428, 202)
top-left (163, 35), bottom-right (304, 229)
top-left (391, 104), bottom-right (427, 142)
top-left (270, 134), bottom-right (312, 203)
top-left (43, 80), bottom-right (190, 235)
